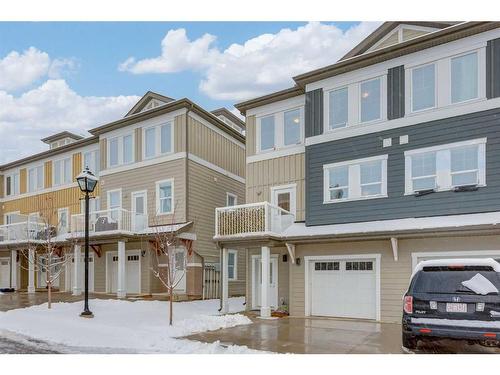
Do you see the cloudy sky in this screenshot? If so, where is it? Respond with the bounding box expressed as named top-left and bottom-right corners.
top-left (0, 21), bottom-right (381, 164)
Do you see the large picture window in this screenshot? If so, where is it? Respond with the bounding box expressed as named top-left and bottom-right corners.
top-left (108, 134), bottom-right (134, 168)
top-left (360, 78), bottom-right (381, 123)
top-left (328, 87), bottom-right (348, 130)
top-left (412, 63), bottom-right (436, 112)
top-left (451, 52), bottom-right (478, 104)
top-left (257, 107), bottom-right (303, 153)
top-left (53, 157), bottom-right (72, 186)
top-left (143, 122), bottom-right (173, 159)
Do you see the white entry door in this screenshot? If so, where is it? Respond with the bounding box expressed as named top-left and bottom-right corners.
top-left (252, 255), bottom-right (278, 309)
top-left (309, 258), bottom-right (377, 320)
top-left (37, 256), bottom-right (61, 288)
top-left (107, 251), bottom-right (141, 294)
top-left (69, 254), bottom-right (94, 292)
top-left (131, 191), bottom-right (147, 232)
top-left (0, 258), bottom-right (10, 288)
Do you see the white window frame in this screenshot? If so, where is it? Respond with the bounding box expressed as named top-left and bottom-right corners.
top-left (83, 149), bottom-right (100, 175)
top-left (4, 211), bottom-right (21, 225)
top-left (270, 183), bottom-right (297, 216)
top-left (323, 155), bottom-right (388, 204)
top-left (27, 164), bottom-right (44, 193)
top-left (5, 172), bottom-right (20, 197)
top-left (256, 106), bottom-right (304, 154)
top-left (107, 189), bottom-right (122, 212)
top-left (326, 86), bottom-right (349, 130)
top-left (57, 207), bottom-right (69, 233)
top-left (359, 77), bottom-right (384, 124)
top-left (450, 50), bottom-right (480, 105)
top-left (155, 178), bottom-right (174, 215)
top-left (226, 192), bottom-right (237, 207)
top-left (410, 62), bottom-right (438, 113)
top-left (227, 249), bottom-right (238, 281)
top-left (404, 138), bottom-right (487, 195)
top-left (142, 122), bottom-right (174, 160)
top-left (107, 133), bottom-right (134, 168)
top-left (52, 156), bottom-right (72, 187)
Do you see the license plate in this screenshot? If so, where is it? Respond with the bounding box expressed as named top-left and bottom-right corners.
top-left (446, 303), bottom-right (467, 313)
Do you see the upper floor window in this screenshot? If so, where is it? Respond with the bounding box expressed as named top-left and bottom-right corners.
top-left (323, 155), bottom-right (388, 203)
top-left (226, 192), bottom-right (237, 207)
top-left (83, 150), bottom-right (100, 175)
top-left (405, 138), bottom-right (486, 194)
top-left (360, 78), bottom-right (381, 123)
top-left (411, 63), bottom-right (436, 112)
top-left (228, 250), bottom-right (237, 281)
top-left (28, 165), bottom-right (44, 192)
top-left (257, 108), bottom-right (303, 153)
top-left (451, 52), bottom-right (478, 104)
top-left (5, 173), bottom-right (19, 197)
top-left (328, 87), bottom-right (348, 130)
top-left (156, 179), bottom-right (174, 215)
top-left (107, 190), bottom-right (122, 221)
top-left (53, 157), bottom-right (72, 187)
top-left (144, 122), bottom-right (173, 159)
top-left (108, 134), bottom-right (134, 168)
top-left (58, 207), bottom-right (69, 234)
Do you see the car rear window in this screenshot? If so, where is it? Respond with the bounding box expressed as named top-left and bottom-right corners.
top-left (411, 270), bottom-right (500, 294)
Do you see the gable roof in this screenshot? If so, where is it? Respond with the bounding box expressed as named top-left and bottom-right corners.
top-left (40, 131), bottom-right (84, 144)
top-left (340, 21), bottom-right (459, 61)
top-left (210, 108), bottom-right (246, 128)
top-left (125, 91), bottom-right (175, 117)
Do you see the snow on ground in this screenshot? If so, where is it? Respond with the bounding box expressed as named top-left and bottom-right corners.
top-left (0, 297), bottom-right (266, 353)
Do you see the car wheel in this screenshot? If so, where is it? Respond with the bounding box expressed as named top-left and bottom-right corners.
top-left (402, 332), bottom-right (418, 350)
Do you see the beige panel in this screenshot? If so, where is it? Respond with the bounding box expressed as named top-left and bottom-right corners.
top-left (72, 153), bottom-right (82, 180)
top-left (19, 168), bottom-right (27, 194)
top-left (187, 115), bottom-right (245, 178)
top-left (228, 248), bottom-right (247, 296)
top-left (246, 115), bottom-right (256, 157)
top-left (135, 128), bottom-right (142, 163)
top-left (100, 158), bottom-right (187, 225)
top-left (402, 28), bottom-right (429, 41)
top-left (174, 114), bottom-right (187, 153)
top-left (99, 138), bottom-right (107, 171)
top-left (376, 31), bottom-right (399, 49)
top-left (246, 153), bottom-right (305, 221)
top-left (186, 159), bottom-right (245, 262)
top-left (44, 161), bottom-right (52, 189)
top-left (0, 175), bottom-right (4, 199)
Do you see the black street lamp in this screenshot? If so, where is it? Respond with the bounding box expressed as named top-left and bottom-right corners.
top-left (76, 167), bottom-right (98, 318)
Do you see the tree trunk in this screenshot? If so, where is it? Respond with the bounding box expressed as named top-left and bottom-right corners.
top-left (169, 287), bottom-right (173, 325)
top-left (48, 280), bottom-right (52, 309)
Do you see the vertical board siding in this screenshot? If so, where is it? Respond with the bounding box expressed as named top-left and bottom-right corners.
top-left (44, 161), bottom-right (52, 189)
top-left (305, 89), bottom-right (323, 137)
top-left (306, 107), bottom-right (500, 226)
top-left (487, 37), bottom-right (500, 99)
top-left (174, 114), bottom-right (187, 153)
top-left (246, 115), bottom-right (256, 157)
top-left (387, 65), bottom-right (405, 120)
top-left (72, 152), bottom-right (81, 180)
top-left (19, 168), bottom-right (27, 194)
top-left (99, 138), bottom-right (107, 171)
top-left (246, 153), bottom-right (305, 221)
top-left (0, 175), bottom-right (4, 199)
top-left (134, 128), bottom-right (142, 162)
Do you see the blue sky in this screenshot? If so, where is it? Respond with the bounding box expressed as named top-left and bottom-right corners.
top-left (0, 21), bottom-right (380, 163)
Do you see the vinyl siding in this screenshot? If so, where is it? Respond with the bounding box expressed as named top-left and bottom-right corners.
top-left (175, 113), bottom-right (187, 153)
top-left (306, 107), bottom-right (500, 226)
top-left (487, 37), bottom-right (500, 99)
top-left (44, 161), bottom-right (52, 189)
top-left (387, 65), bottom-right (405, 120)
top-left (0, 175), bottom-right (4, 198)
top-left (246, 115), bottom-right (256, 157)
top-left (19, 168), bottom-right (26, 194)
top-left (246, 153), bottom-right (306, 221)
top-left (134, 128), bottom-right (142, 162)
top-left (99, 138), bottom-right (107, 171)
top-left (228, 249), bottom-right (247, 296)
top-left (305, 89), bottom-right (323, 137)
top-left (402, 28), bottom-right (430, 41)
top-left (376, 31), bottom-right (399, 49)
top-left (72, 153), bottom-right (81, 180)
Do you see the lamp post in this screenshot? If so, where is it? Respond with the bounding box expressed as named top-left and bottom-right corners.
top-left (76, 167), bottom-right (98, 318)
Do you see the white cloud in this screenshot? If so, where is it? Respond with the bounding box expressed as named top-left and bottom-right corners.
top-left (119, 22), bottom-right (382, 101)
top-left (0, 47), bottom-right (51, 91)
top-left (0, 79), bottom-right (140, 164)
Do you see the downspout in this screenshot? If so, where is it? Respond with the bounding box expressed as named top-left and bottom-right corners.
top-left (185, 104), bottom-right (192, 223)
top-left (218, 244), bottom-right (223, 311)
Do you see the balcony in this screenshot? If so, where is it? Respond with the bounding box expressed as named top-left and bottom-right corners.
top-left (70, 208), bottom-right (148, 236)
top-left (0, 215), bottom-right (46, 243)
top-left (215, 202), bottom-right (294, 239)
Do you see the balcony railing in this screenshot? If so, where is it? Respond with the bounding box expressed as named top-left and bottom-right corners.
top-left (0, 215), bottom-right (46, 243)
top-left (215, 202), bottom-right (294, 238)
top-left (70, 208), bottom-right (147, 235)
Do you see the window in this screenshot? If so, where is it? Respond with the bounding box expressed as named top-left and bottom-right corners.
top-left (226, 193), bottom-right (237, 207)
top-left (346, 261), bottom-right (373, 271)
top-left (314, 261), bottom-right (340, 271)
top-left (108, 134), bottom-right (134, 168)
top-left (53, 157), bottom-right (72, 186)
top-left (412, 63), bottom-right (436, 111)
top-left (451, 52), bottom-right (478, 104)
top-left (107, 190), bottom-right (121, 221)
top-left (28, 165), bottom-right (44, 192)
top-left (324, 155), bottom-right (387, 203)
top-left (405, 138), bottom-right (486, 194)
top-left (271, 184), bottom-right (297, 216)
top-left (328, 87), bottom-right (348, 129)
top-left (83, 150), bottom-right (100, 175)
top-left (283, 109), bottom-right (301, 146)
top-left (228, 250), bottom-right (237, 281)
top-left (58, 208), bottom-right (69, 234)
top-left (5, 173), bottom-right (19, 196)
top-left (143, 123), bottom-right (173, 159)
top-left (156, 180), bottom-right (173, 214)
top-left (360, 78), bottom-right (381, 123)
top-left (259, 116), bottom-right (275, 151)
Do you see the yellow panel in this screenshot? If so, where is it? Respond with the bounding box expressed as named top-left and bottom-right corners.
top-left (72, 152), bottom-right (81, 180)
top-left (99, 139), bottom-right (107, 170)
top-left (0, 175), bottom-right (4, 198)
top-left (44, 161), bottom-right (52, 189)
top-left (19, 168), bottom-right (27, 194)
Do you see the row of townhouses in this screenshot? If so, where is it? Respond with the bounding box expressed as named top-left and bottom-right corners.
top-left (2, 21), bottom-right (500, 324)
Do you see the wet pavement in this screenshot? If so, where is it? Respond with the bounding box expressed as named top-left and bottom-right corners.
top-left (0, 335), bottom-right (61, 354)
top-left (186, 315), bottom-right (500, 354)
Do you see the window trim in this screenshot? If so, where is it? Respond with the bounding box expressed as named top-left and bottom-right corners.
top-left (52, 156), bottom-right (72, 187)
top-left (323, 155), bottom-right (388, 204)
top-left (82, 149), bottom-right (100, 175)
top-left (226, 192), bottom-right (237, 207)
top-left (27, 164), bottom-right (44, 193)
top-left (359, 76), bottom-right (384, 124)
top-left (5, 172), bottom-right (20, 197)
top-left (270, 183), bottom-right (297, 216)
top-left (155, 178), bottom-right (174, 215)
top-left (449, 50), bottom-right (480, 105)
top-left (326, 85), bottom-right (350, 131)
top-left (107, 189), bottom-right (122, 211)
top-left (410, 61), bottom-right (438, 114)
top-left (107, 133), bottom-right (134, 168)
top-left (57, 207), bottom-right (69, 233)
top-left (227, 249), bottom-right (238, 281)
top-left (142, 122), bottom-right (174, 160)
top-left (404, 138), bottom-right (487, 195)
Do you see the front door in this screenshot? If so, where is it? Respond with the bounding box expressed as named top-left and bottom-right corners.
top-left (271, 185), bottom-right (296, 216)
top-left (0, 258), bottom-right (10, 288)
top-left (132, 191), bottom-right (147, 231)
top-left (252, 255), bottom-right (278, 310)
top-left (37, 256), bottom-right (61, 288)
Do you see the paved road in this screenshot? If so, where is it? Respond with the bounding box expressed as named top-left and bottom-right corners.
top-left (0, 335), bottom-right (61, 354)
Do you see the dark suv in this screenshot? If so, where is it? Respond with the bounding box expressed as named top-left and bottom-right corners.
top-left (402, 259), bottom-right (500, 350)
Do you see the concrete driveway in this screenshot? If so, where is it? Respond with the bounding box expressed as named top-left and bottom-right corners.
top-left (186, 315), bottom-right (500, 354)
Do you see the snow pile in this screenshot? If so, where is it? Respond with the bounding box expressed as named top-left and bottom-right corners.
top-left (462, 273), bottom-right (499, 295)
top-left (412, 317), bottom-right (500, 329)
top-left (0, 297), bottom-right (263, 354)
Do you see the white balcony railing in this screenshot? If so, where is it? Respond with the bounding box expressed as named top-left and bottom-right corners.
top-left (0, 215), bottom-right (46, 243)
top-left (70, 208), bottom-right (147, 235)
top-left (215, 202), bottom-right (294, 238)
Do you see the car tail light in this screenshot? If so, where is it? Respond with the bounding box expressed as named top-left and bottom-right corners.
top-left (483, 333), bottom-right (497, 338)
top-left (404, 296), bottom-right (413, 314)
top-left (420, 328), bottom-right (432, 334)
top-left (429, 301), bottom-right (437, 310)
top-left (476, 303), bottom-right (485, 312)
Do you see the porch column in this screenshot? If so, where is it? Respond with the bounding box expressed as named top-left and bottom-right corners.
top-left (117, 240), bottom-right (126, 298)
top-left (221, 247), bottom-right (229, 314)
top-left (72, 244), bottom-right (82, 296)
top-left (260, 246), bottom-right (271, 318)
top-left (10, 250), bottom-right (17, 290)
top-left (28, 248), bottom-right (35, 294)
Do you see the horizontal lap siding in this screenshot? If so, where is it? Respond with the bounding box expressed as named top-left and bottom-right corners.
top-left (228, 249), bottom-right (247, 296)
top-left (306, 107), bottom-right (500, 226)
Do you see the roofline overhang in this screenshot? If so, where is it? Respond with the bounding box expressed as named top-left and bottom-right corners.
top-left (234, 86), bottom-right (305, 116)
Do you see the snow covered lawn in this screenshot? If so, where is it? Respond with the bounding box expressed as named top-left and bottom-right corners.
top-left (0, 297), bottom-right (265, 353)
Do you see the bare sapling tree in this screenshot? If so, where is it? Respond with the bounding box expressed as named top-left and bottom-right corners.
top-left (20, 196), bottom-right (72, 309)
top-left (149, 203), bottom-right (188, 325)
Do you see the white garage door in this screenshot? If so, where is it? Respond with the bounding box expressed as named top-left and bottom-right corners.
top-left (309, 258), bottom-right (377, 320)
top-left (68, 255), bottom-right (94, 292)
top-left (0, 258), bottom-right (10, 288)
top-left (108, 251), bottom-right (141, 294)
